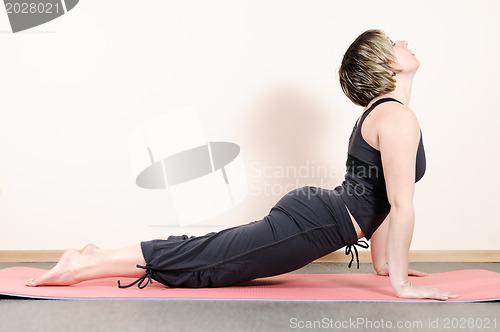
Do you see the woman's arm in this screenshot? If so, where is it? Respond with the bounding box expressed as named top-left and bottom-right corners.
top-left (371, 213), bottom-right (428, 277)
top-left (377, 103), bottom-right (456, 300)
top-left (370, 214), bottom-right (390, 274)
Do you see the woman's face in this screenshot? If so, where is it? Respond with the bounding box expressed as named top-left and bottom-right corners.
top-left (388, 37), bottom-right (420, 74)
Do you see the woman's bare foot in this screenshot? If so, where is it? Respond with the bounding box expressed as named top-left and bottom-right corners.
top-left (26, 243), bottom-right (147, 287)
top-left (26, 250), bottom-right (87, 287)
top-left (80, 243), bottom-right (103, 256)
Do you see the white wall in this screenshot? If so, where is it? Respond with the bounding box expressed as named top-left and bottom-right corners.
top-left (0, 0), bottom-right (498, 250)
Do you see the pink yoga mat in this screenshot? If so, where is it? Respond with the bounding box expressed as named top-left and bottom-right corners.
top-left (1, 267), bottom-right (499, 302)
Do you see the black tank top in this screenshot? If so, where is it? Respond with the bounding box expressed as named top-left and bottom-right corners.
top-left (334, 98), bottom-right (426, 240)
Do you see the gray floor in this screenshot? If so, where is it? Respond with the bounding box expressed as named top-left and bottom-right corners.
top-left (0, 262), bottom-right (499, 332)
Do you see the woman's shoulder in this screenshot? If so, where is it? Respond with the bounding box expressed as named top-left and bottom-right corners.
top-left (359, 98), bottom-right (420, 152)
top-left (374, 106), bottom-right (421, 154)
top-left (372, 101), bottom-right (419, 132)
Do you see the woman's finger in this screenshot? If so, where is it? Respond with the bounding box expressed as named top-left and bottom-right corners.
top-left (408, 269), bottom-right (428, 277)
top-left (396, 283), bottom-right (458, 301)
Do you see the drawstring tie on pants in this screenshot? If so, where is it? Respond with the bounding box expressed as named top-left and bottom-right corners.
top-left (117, 264), bottom-right (154, 289)
top-left (345, 240), bottom-right (369, 269)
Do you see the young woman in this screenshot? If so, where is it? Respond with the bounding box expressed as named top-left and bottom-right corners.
top-left (26, 29), bottom-right (458, 301)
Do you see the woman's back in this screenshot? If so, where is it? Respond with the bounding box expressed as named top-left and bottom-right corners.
top-left (335, 97), bottom-right (426, 240)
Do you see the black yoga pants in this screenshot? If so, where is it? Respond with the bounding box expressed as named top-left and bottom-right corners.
top-left (139, 186), bottom-right (358, 288)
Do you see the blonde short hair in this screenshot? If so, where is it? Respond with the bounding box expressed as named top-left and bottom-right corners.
top-left (339, 29), bottom-right (401, 107)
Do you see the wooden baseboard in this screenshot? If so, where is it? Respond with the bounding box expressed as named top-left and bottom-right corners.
top-left (0, 251), bottom-right (64, 263)
top-left (1, 250), bottom-right (499, 263)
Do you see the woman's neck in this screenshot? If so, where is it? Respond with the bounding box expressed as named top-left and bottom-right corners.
top-left (383, 73), bottom-right (415, 106)
top-left (364, 73), bottom-right (416, 111)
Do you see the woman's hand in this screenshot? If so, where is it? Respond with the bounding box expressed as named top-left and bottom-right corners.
top-left (375, 262), bottom-right (428, 277)
top-left (395, 281), bottom-right (459, 301)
